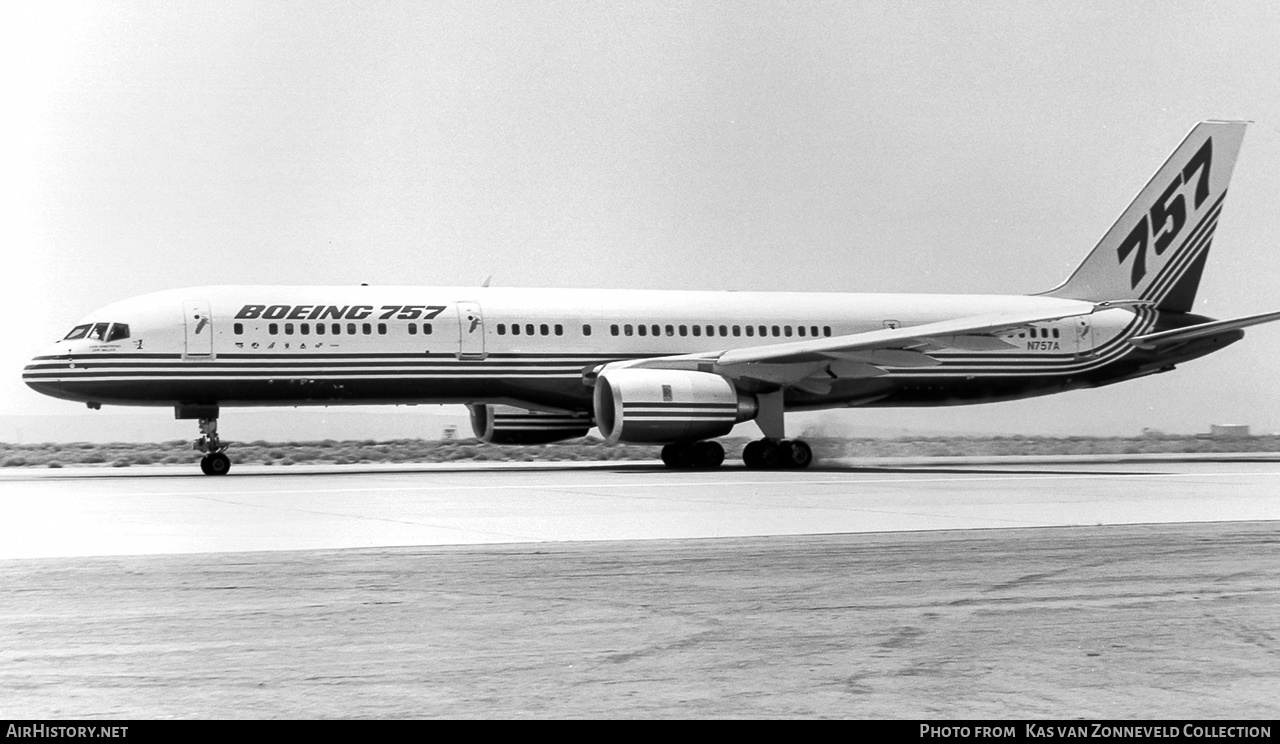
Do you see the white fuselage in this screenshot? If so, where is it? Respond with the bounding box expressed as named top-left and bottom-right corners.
top-left (25, 285), bottom-right (1151, 414)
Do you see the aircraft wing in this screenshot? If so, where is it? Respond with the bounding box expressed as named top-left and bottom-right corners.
top-left (604, 300), bottom-right (1128, 390)
top-left (1127, 310), bottom-right (1280, 350)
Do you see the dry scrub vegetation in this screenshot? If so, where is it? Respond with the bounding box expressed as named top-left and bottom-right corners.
top-left (1, 434), bottom-right (1278, 469)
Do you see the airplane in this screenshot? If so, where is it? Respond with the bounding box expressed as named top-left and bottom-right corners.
top-left (23, 121), bottom-right (1280, 475)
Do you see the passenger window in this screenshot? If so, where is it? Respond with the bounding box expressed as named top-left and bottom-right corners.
top-left (624, 324), bottom-right (633, 336)
top-left (679, 325), bottom-right (687, 336)
top-left (555, 324), bottom-right (563, 336)
top-left (62, 324), bottom-right (91, 341)
top-left (797, 326), bottom-right (806, 337)
top-left (423, 324), bottom-right (432, 335)
top-left (705, 325), bottom-right (714, 337)
top-left (300, 324), bottom-right (310, 335)
top-left (284, 323), bottom-right (294, 335)
top-left (771, 326), bottom-right (780, 337)
top-left (811, 326), bottom-right (819, 337)
top-left (666, 325), bottom-right (674, 336)
top-left (233, 323), bottom-right (243, 335)
top-left (610, 324), bottom-right (619, 336)
top-left (823, 326), bottom-right (832, 337)
top-left (583, 324), bottom-right (592, 336)
top-left (652, 325), bottom-right (660, 336)
top-left (638, 324), bottom-right (647, 337)
top-left (525, 324), bottom-right (534, 336)
top-left (784, 326), bottom-right (792, 337)
top-left (497, 324), bottom-right (505, 335)
top-left (316, 323), bottom-right (326, 335)
top-left (692, 325), bottom-right (701, 337)
top-left (362, 323), bottom-right (372, 335)
top-left (377, 323), bottom-right (387, 335)
top-left (719, 325), bottom-right (727, 336)
top-left (746, 326), bottom-right (754, 337)
top-left (512, 324), bottom-right (521, 335)
top-left (347, 323), bottom-right (356, 335)
top-left (269, 323), bottom-right (279, 335)
top-left (332, 323), bottom-right (341, 335)
top-left (540, 324), bottom-right (549, 336)
top-left (732, 325), bottom-right (740, 336)
top-left (758, 325), bottom-right (767, 336)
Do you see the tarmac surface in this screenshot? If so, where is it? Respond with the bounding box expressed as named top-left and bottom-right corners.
top-left (0, 458), bottom-right (1278, 718)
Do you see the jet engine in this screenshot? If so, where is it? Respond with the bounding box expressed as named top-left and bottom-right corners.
top-left (468, 404), bottom-right (593, 445)
top-left (593, 368), bottom-right (757, 444)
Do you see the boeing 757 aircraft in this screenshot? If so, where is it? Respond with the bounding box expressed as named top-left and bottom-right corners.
top-left (23, 121), bottom-right (1280, 474)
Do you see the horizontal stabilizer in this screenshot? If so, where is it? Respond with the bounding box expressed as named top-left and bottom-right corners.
top-left (1128, 310), bottom-right (1280, 349)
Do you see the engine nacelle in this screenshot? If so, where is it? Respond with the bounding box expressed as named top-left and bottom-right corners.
top-left (468, 404), bottom-right (593, 445)
top-left (593, 368), bottom-right (757, 444)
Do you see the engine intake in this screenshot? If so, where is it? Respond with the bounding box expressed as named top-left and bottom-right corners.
top-left (469, 404), bottom-right (593, 445)
top-left (593, 369), bottom-right (757, 444)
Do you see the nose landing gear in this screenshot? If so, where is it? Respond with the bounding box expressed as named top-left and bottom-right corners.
top-left (193, 415), bottom-right (231, 476)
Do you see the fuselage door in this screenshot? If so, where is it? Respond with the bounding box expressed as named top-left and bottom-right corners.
top-left (1075, 316), bottom-right (1093, 357)
top-left (183, 300), bottom-right (213, 358)
top-left (456, 301), bottom-right (486, 360)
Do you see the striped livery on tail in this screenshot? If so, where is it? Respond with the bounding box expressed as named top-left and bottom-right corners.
top-left (1043, 121), bottom-right (1247, 312)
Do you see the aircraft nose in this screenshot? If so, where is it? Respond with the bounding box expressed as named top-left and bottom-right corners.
top-left (23, 350), bottom-right (74, 401)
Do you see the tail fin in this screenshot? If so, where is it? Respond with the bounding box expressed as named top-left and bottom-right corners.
top-left (1042, 121), bottom-right (1247, 312)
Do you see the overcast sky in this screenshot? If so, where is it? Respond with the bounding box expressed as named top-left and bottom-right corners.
top-left (5, 0), bottom-right (1280, 441)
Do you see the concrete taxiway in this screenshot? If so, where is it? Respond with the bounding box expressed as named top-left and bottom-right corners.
top-left (0, 459), bottom-right (1277, 718)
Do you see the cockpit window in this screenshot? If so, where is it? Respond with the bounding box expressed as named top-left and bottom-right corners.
top-left (106, 323), bottom-right (130, 342)
top-left (87, 323), bottom-right (110, 341)
top-left (63, 324), bottom-right (91, 341)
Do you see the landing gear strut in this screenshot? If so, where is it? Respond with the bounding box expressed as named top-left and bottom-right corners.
top-left (660, 441), bottom-right (725, 470)
top-left (194, 417), bottom-right (231, 476)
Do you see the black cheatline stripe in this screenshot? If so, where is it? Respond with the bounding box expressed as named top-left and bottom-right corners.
top-left (1140, 193), bottom-right (1225, 302)
top-left (22, 370), bottom-right (583, 382)
top-left (35, 361), bottom-right (595, 372)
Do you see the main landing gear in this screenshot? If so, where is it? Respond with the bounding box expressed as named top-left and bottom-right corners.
top-left (661, 441), bottom-right (725, 469)
top-left (658, 438), bottom-right (813, 470)
top-left (194, 416), bottom-right (231, 476)
top-left (742, 439), bottom-right (812, 470)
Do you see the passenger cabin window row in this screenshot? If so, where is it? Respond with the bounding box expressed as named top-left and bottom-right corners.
top-left (495, 323), bottom-right (565, 336)
top-left (1010, 328), bottom-right (1061, 339)
top-left (608, 323), bottom-right (832, 339)
top-left (233, 322), bottom-right (433, 336)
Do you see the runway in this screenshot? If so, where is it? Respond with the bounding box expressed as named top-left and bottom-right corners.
top-left (2, 459), bottom-right (1280, 559)
top-left (1, 459), bottom-right (1278, 718)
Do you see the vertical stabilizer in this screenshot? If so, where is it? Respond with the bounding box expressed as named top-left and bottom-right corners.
top-left (1043, 121), bottom-right (1247, 312)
